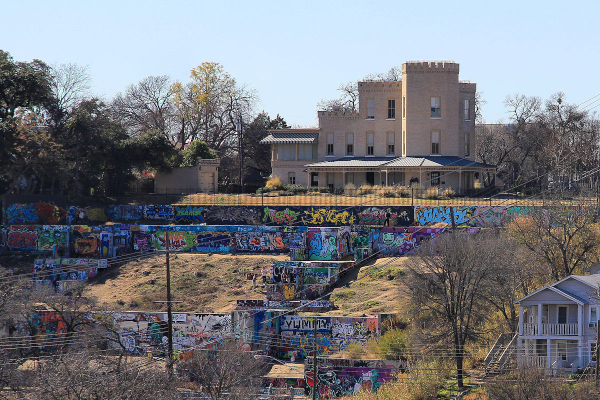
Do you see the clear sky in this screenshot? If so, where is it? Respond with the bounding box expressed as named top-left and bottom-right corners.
top-left (2, 0), bottom-right (598, 128)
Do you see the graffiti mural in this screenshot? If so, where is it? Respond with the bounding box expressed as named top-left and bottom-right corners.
top-left (414, 206), bottom-right (472, 227)
top-left (235, 231), bottom-right (286, 253)
top-left (267, 284), bottom-right (300, 300)
top-left (372, 227), bottom-right (445, 255)
top-left (33, 258), bottom-right (101, 283)
top-left (38, 226), bottom-right (69, 252)
top-left (5, 203), bottom-right (67, 224)
top-left (108, 205), bottom-right (144, 222)
top-left (143, 205), bottom-right (174, 221)
top-left (206, 206), bottom-right (261, 225)
top-left (331, 317), bottom-right (378, 352)
top-left (307, 228), bottom-right (339, 261)
top-left (279, 316), bottom-right (333, 358)
top-left (7, 226), bottom-right (38, 250)
top-left (68, 206), bottom-right (108, 224)
top-left (357, 206), bottom-right (414, 226)
top-left (195, 231), bottom-right (233, 253)
top-left (174, 206), bottom-right (207, 223)
top-left (262, 207), bottom-right (302, 225)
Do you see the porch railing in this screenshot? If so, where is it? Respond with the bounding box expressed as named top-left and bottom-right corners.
top-left (523, 323), bottom-right (538, 335)
top-left (542, 323), bottom-right (578, 336)
top-left (522, 355), bottom-right (548, 368)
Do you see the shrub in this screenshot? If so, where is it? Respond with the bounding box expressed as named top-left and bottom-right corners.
top-left (422, 186), bottom-right (440, 199)
top-left (396, 186), bottom-right (412, 198)
top-left (358, 184), bottom-right (375, 195)
top-left (265, 176), bottom-right (283, 190)
top-left (375, 328), bottom-right (408, 360)
top-left (344, 183), bottom-right (357, 196)
top-left (283, 184), bottom-right (307, 195)
top-left (442, 187), bottom-right (455, 198)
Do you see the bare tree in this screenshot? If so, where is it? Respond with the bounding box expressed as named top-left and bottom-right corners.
top-left (317, 81), bottom-right (359, 113)
top-left (111, 75), bottom-right (176, 140)
top-left (50, 63), bottom-right (91, 116)
top-left (509, 203), bottom-right (600, 282)
top-left (182, 342), bottom-right (264, 399)
top-left (404, 232), bottom-right (497, 389)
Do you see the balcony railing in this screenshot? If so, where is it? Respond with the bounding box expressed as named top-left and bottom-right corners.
top-left (522, 355), bottom-right (547, 368)
top-left (522, 323), bottom-right (578, 336)
top-left (542, 323), bottom-right (578, 336)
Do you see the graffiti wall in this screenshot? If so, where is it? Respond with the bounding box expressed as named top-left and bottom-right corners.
top-left (279, 316), bottom-right (333, 359)
top-left (330, 317), bottom-right (379, 352)
top-left (5, 202), bottom-right (67, 225)
top-left (308, 358), bottom-right (406, 398)
top-left (372, 227), bottom-right (445, 256)
top-left (261, 206), bottom-right (414, 227)
top-left (308, 228), bottom-right (339, 261)
top-left (33, 258), bottom-right (104, 284)
top-left (68, 206), bottom-right (108, 224)
top-left (7, 225), bottom-right (38, 251)
top-left (38, 225), bottom-right (69, 253)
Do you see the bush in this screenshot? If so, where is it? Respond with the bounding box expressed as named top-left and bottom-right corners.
top-left (441, 187), bottom-right (456, 198)
top-left (283, 184), bottom-right (307, 195)
top-left (395, 186), bottom-right (412, 198)
top-left (265, 176), bottom-right (283, 190)
top-left (255, 186), bottom-right (273, 195)
top-left (344, 183), bottom-right (357, 196)
top-left (375, 328), bottom-right (408, 360)
top-left (422, 186), bottom-right (440, 199)
top-left (358, 184), bottom-right (375, 195)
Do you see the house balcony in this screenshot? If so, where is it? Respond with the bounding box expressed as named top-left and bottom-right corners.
top-left (522, 323), bottom-right (579, 336)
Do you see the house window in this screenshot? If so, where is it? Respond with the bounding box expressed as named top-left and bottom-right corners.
top-left (387, 132), bottom-right (395, 155)
top-left (402, 130), bottom-right (406, 155)
top-left (591, 306), bottom-right (598, 327)
top-left (464, 99), bottom-right (471, 121)
top-left (327, 172), bottom-right (335, 190)
top-left (431, 96), bottom-right (441, 118)
top-left (327, 133), bottom-right (334, 156)
top-left (297, 144), bottom-right (313, 161)
top-left (346, 132), bottom-right (354, 156)
top-left (431, 171), bottom-right (440, 186)
top-left (367, 99), bottom-right (375, 119)
top-left (367, 132), bottom-right (374, 156)
top-left (288, 172), bottom-right (296, 185)
top-left (464, 132), bottom-right (470, 157)
top-left (387, 99), bottom-right (395, 119)
top-left (431, 131), bottom-right (440, 155)
top-left (558, 306), bottom-right (568, 324)
top-left (402, 96), bottom-right (406, 119)
top-left (277, 144), bottom-right (296, 161)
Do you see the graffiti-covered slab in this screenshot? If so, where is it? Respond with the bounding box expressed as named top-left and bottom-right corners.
top-left (372, 227), bottom-right (445, 255)
top-left (7, 225), bottom-right (38, 250)
top-left (68, 206), bottom-right (108, 224)
top-left (331, 317), bottom-right (379, 352)
top-left (38, 225), bottom-right (69, 252)
top-left (307, 228), bottom-right (339, 261)
top-left (356, 206), bottom-right (414, 226)
top-left (143, 205), bottom-right (174, 221)
top-left (5, 203), bottom-right (67, 225)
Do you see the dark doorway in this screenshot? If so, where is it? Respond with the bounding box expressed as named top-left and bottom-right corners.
top-left (366, 172), bottom-right (375, 186)
top-left (310, 172), bottom-right (319, 187)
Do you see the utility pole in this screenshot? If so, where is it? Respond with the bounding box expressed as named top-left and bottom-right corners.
top-left (313, 320), bottom-right (318, 400)
top-left (166, 230), bottom-right (173, 376)
top-left (237, 118), bottom-right (244, 194)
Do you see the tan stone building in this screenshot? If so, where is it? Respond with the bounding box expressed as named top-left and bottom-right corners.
top-left (261, 61), bottom-right (495, 192)
top-left (154, 158), bottom-right (220, 194)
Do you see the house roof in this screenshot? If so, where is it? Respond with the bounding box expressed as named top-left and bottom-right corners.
top-left (515, 285), bottom-right (587, 305)
top-left (260, 132), bottom-right (319, 144)
top-left (263, 363), bottom-right (305, 379)
top-left (305, 156), bottom-right (496, 169)
top-left (305, 157), bottom-right (392, 168)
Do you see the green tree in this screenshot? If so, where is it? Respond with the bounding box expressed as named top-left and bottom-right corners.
top-left (180, 140), bottom-right (217, 167)
top-left (242, 112), bottom-right (289, 179)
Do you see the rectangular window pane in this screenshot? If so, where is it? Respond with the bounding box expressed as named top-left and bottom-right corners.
top-left (327, 133), bottom-right (334, 156)
top-left (346, 132), bottom-right (354, 155)
top-left (431, 131), bottom-right (440, 154)
top-left (431, 96), bottom-right (441, 118)
top-left (312, 144), bottom-right (318, 160)
top-left (431, 172), bottom-right (440, 185)
top-left (388, 99), bottom-right (395, 119)
top-left (402, 96), bottom-right (406, 118)
top-left (367, 100), bottom-right (375, 119)
top-left (367, 132), bottom-right (374, 156)
top-left (387, 132), bottom-right (395, 155)
top-left (288, 172), bottom-right (296, 185)
top-left (592, 307), bottom-right (597, 323)
top-left (464, 99), bottom-right (470, 121)
top-left (464, 132), bottom-right (470, 157)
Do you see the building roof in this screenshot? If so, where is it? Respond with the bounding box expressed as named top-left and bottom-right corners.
top-left (515, 285), bottom-right (587, 305)
top-left (305, 156), bottom-right (496, 169)
top-left (263, 363), bottom-right (306, 379)
top-left (260, 132), bottom-right (319, 144)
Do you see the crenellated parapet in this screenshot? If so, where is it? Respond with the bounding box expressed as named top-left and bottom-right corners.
top-left (402, 60), bottom-right (459, 73)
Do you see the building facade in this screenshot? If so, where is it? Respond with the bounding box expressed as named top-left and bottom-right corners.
top-left (154, 158), bottom-right (220, 194)
top-left (261, 61), bottom-right (495, 191)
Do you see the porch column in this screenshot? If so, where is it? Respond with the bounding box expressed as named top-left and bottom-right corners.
top-left (458, 169), bottom-right (462, 191)
top-left (578, 304), bottom-right (582, 337)
top-left (538, 303), bottom-right (543, 336)
top-left (517, 337), bottom-right (522, 365)
top-left (578, 338), bottom-right (582, 367)
top-left (307, 169), bottom-right (311, 187)
top-left (518, 305), bottom-right (524, 336)
top-left (547, 338), bottom-right (552, 369)
top-left (342, 171), bottom-right (346, 186)
top-left (419, 168), bottom-right (422, 185)
top-left (385, 170), bottom-right (389, 186)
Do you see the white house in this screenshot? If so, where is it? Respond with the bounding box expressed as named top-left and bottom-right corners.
top-left (515, 266), bottom-right (600, 372)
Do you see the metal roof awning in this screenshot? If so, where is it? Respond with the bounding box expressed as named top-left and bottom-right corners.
top-left (263, 363), bottom-right (306, 379)
top-left (260, 132), bottom-right (319, 144)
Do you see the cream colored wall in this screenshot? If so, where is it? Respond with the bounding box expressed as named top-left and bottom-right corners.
top-left (271, 163), bottom-right (309, 186)
top-left (154, 159), bottom-right (220, 193)
top-left (402, 61), bottom-right (461, 157)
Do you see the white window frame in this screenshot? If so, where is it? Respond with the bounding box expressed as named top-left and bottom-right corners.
top-left (366, 132), bottom-right (374, 156)
top-left (557, 305), bottom-right (568, 324)
top-left (387, 99), bottom-right (395, 119)
top-left (346, 132), bottom-right (354, 156)
top-left (387, 132), bottom-right (395, 156)
top-left (327, 133), bottom-right (334, 156)
top-left (590, 306), bottom-right (598, 327)
top-left (288, 172), bottom-right (296, 185)
top-left (367, 99), bottom-right (375, 120)
top-left (431, 96), bottom-right (441, 119)
top-left (431, 131), bottom-right (440, 155)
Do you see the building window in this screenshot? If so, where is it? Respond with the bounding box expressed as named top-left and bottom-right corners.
top-left (327, 133), bottom-right (334, 156)
top-left (367, 99), bottom-right (375, 119)
top-left (387, 99), bottom-right (395, 119)
top-left (402, 130), bottom-right (406, 155)
top-left (430, 171), bottom-right (440, 186)
top-left (346, 132), bottom-right (354, 156)
top-left (431, 96), bottom-right (441, 118)
top-left (345, 172), bottom-right (354, 184)
top-left (288, 172), bottom-right (296, 185)
top-left (327, 172), bottom-right (334, 190)
top-left (591, 306), bottom-right (598, 327)
top-left (387, 132), bottom-right (395, 155)
top-left (277, 144), bottom-right (296, 160)
top-left (431, 131), bottom-right (440, 155)
top-left (464, 99), bottom-right (470, 121)
top-left (464, 132), bottom-right (470, 157)
top-left (367, 132), bottom-right (374, 155)
top-left (402, 96), bottom-right (406, 119)
top-left (297, 144), bottom-right (314, 161)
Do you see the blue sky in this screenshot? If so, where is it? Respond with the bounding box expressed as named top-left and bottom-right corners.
top-left (2, 0), bottom-right (598, 127)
